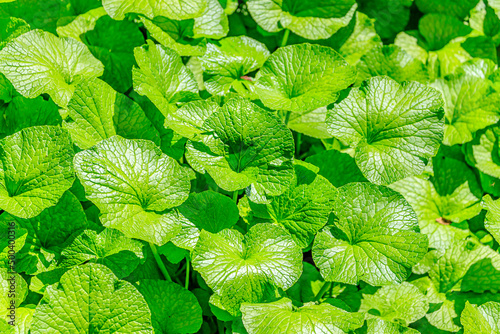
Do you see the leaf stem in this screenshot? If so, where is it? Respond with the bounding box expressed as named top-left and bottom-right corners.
top-left (232, 190), bottom-right (238, 203)
top-left (217, 319), bottom-right (225, 334)
top-left (284, 111), bottom-right (291, 126)
top-left (281, 29), bottom-right (290, 47)
top-left (149, 242), bottom-right (172, 282)
top-left (314, 281), bottom-right (332, 301)
top-left (296, 132), bottom-right (301, 157)
top-left (185, 257), bottom-right (190, 289)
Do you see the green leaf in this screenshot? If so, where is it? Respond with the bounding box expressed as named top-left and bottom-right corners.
top-left (74, 136), bottom-right (191, 245)
top-left (63, 77), bottom-right (159, 150)
top-left (461, 301), bottom-right (500, 333)
top-left (390, 176), bottom-right (479, 251)
top-left (366, 319), bottom-right (419, 334)
top-left (1, 96), bottom-right (61, 138)
top-left (171, 190), bottom-right (239, 251)
top-left (200, 36), bottom-right (270, 96)
top-left (356, 45), bottom-right (429, 85)
top-left (285, 262), bottom-right (324, 303)
top-left (431, 59), bottom-right (500, 146)
top-left (191, 224), bottom-right (303, 315)
top-left (470, 1), bottom-right (500, 46)
top-left (10, 191), bottom-right (88, 275)
top-left (191, 0), bottom-right (228, 39)
top-left (312, 182), bottom-right (428, 286)
top-left (166, 98), bottom-right (220, 140)
top-left (0, 29), bottom-right (104, 107)
top-left (247, 0), bottom-right (357, 40)
top-left (31, 263), bottom-right (153, 333)
top-left (0, 126), bottom-right (75, 219)
top-left (102, 0), bottom-right (207, 20)
top-left (419, 14), bottom-right (472, 51)
top-left (135, 280), bottom-right (203, 334)
top-left (82, 16), bottom-right (145, 93)
top-left (238, 161), bottom-right (336, 248)
top-left (286, 107), bottom-right (332, 139)
top-left (133, 40), bottom-right (199, 114)
top-left (186, 97), bottom-right (295, 201)
top-left (0, 269), bottom-right (27, 318)
top-left (0, 218), bottom-right (27, 267)
top-left (484, 195), bottom-right (500, 244)
top-left (241, 298), bottom-right (364, 334)
top-left (415, 0), bottom-right (478, 19)
top-left (360, 282), bottom-right (429, 325)
top-left (60, 228), bottom-right (144, 279)
top-left (56, 7), bottom-right (107, 42)
top-left (0, 17), bottom-right (29, 50)
top-left (0, 304), bottom-right (35, 334)
top-left (327, 76), bottom-right (444, 185)
top-left (468, 126), bottom-right (500, 178)
top-left (255, 44), bottom-right (356, 113)
top-left (305, 150), bottom-right (368, 187)
top-left (357, 0), bottom-right (413, 40)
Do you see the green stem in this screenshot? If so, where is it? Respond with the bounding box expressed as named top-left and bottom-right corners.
top-left (185, 257), bottom-right (190, 290)
top-left (149, 242), bottom-right (172, 282)
top-left (232, 190), bottom-right (238, 203)
top-left (314, 282), bottom-right (332, 301)
top-left (281, 29), bottom-right (290, 47)
top-left (217, 320), bottom-right (225, 334)
top-left (295, 132), bottom-right (301, 157)
top-left (284, 111), bottom-right (291, 126)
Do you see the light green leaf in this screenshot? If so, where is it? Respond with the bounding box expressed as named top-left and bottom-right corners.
top-left (0, 126), bottom-right (75, 219)
top-left (327, 76), bottom-right (444, 185)
top-left (191, 224), bottom-right (303, 315)
top-left (166, 98), bottom-right (220, 140)
top-left (60, 228), bottom-right (144, 279)
top-left (305, 150), bottom-right (368, 187)
top-left (470, 0), bottom-right (500, 46)
top-left (63, 77), bottom-right (159, 150)
top-left (186, 97), bottom-right (295, 201)
top-left (135, 280), bottom-right (203, 334)
top-left (241, 298), bottom-right (364, 334)
top-left (468, 126), bottom-right (500, 178)
top-left (0, 29), bottom-right (104, 107)
top-left (171, 190), bottom-right (239, 251)
top-left (390, 177), bottom-right (479, 251)
top-left (191, 0), bottom-right (228, 39)
top-left (255, 44), bottom-right (356, 113)
top-left (102, 0), bottom-right (207, 20)
top-left (312, 182), bottom-right (428, 286)
top-left (82, 16), bottom-right (145, 93)
top-left (484, 195), bottom-right (500, 244)
top-left (461, 301), bottom-right (500, 333)
top-left (0, 305), bottom-right (35, 334)
top-left (56, 7), bottom-right (107, 42)
top-left (133, 40), bottom-right (199, 115)
top-left (200, 36), bottom-right (270, 96)
top-left (0, 218), bottom-right (27, 267)
top-left (31, 263), bottom-right (153, 333)
top-left (0, 269), bottom-right (27, 318)
top-left (360, 282), bottom-right (429, 325)
top-left (247, 0), bottom-right (357, 40)
top-left (287, 107), bottom-right (332, 139)
top-left (431, 59), bottom-right (500, 146)
top-left (10, 191), bottom-right (88, 275)
top-left (139, 17), bottom-right (206, 57)
top-left (74, 136), bottom-right (191, 245)
top-left (366, 319), bottom-right (419, 334)
top-left (238, 162), bottom-right (336, 248)
top-left (0, 17), bottom-right (29, 50)
top-left (356, 45), bottom-right (429, 85)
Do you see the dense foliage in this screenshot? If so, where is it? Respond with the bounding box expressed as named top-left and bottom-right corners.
top-left (1, 0), bottom-right (500, 333)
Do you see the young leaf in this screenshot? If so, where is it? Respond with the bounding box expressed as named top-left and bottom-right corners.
top-left (133, 41), bottom-right (199, 115)
top-left (186, 97), bottom-right (295, 201)
top-left (255, 44), bottom-right (356, 113)
top-left (191, 224), bottom-right (303, 315)
top-left (431, 59), bottom-right (500, 146)
top-left (238, 161), bottom-right (336, 248)
top-left (135, 280), bottom-right (203, 334)
top-left (241, 298), bottom-right (364, 334)
top-left (247, 0), bottom-right (357, 40)
top-left (200, 36), bottom-right (270, 96)
top-left (0, 126), bottom-right (75, 219)
top-left (31, 263), bottom-right (154, 333)
top-left (60, 228), bottom-right (145, 279)
top-left (0, 30), bottom-right (104, 107)
top-left (312, 182), bottom-right (428, 286)
top-left (63, 77), bottom-right (159, 150)
top-left (327, 76), bottom-right (444, 185)
top-left (74, 136), bottom-right (191, 245)
top-left (461, 301), bottom-right (500, 333)
top-left (102, 0), bottom-right (207, 20)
